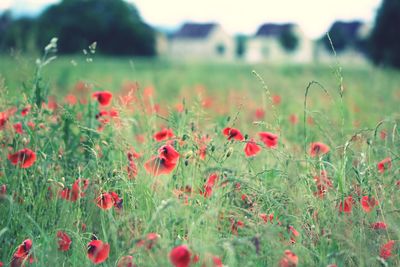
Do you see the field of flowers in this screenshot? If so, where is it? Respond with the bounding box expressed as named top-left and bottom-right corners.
top-left (0, 47), bottom-right (399, 266)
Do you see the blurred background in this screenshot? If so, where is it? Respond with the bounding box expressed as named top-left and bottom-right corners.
top-left (0, 0), bottom-right (399, 68)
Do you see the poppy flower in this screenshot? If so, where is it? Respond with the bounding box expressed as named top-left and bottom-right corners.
top-left (255, 108), bottom-right (265, 120)
top-left (223, 127), bottom-right (244, 141)
top-left (288, 226), bottom-right (300, 244)
top-left (272, 95), bottom-right (281, 105)
top-left (309, 142), bottom-right (330, 157)
top-left (377, 157), bottom-right (392, 174)
top-left (244, 139), bottom-right (261, 157)
top-left (259, 132), bottom-right (278, 148)
top-left (279, 250), bottom-right (298, 267)
top-left (117, 256), bottom-right (135, 267)
top-left (0, 184), bottom-right (6, 197)
top-left (65, 94), bottom-right (77, 105)
top-left (380, 240), bottom-right (395, 260)
top-left (57, 231), bottom-right (72, 251)
top-left (0, 112), bottom-right (8, 130)
top-left (313, 170), bottom-right (333, 198)
top-left (371, 221), bottom-right (387, 230)
top-left (96, 193), bottom-right (114, 210)
top-left (11, 239), bottom-right (34, 267)
top-left (87, 239), bottom-right (110, 264)
top-left (338, 195), bottom-right (353, 214)
top-left (96, 192), bottom-right (122, 210)
top-left (8, 148), bottom-right (36, 168)
top-left (259, 213), bottom-right (274, 223)
top-left (212, 256), bottom-right (223, 267)
top-left (360, 196), bottom-right (378, 212)
top-left (13, 123), bottom-right (23, 134)
top-left (289, 114), bottom-right (298, 125)
top-left (144, 145), bottom-right (180, 176)
top-left (59, 178), bottom-right (89, 202)
top-left (0, 261), bottom-right (3, 267)
top-left (127, 160), bottom-right (138, 179)
top-left (153, 128), bottom-right (174, 142)
top-left (92, 91), bottom-right (113, 106)
top-left (169, 245), bottom-right (191, 267)
top-left (202, 173), bottom-right (218, 198)
top-left (380, 130), bottom-right (387, 140)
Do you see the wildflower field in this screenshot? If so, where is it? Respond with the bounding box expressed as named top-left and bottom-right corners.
top-left (0, 48), bottom-right (399, 267)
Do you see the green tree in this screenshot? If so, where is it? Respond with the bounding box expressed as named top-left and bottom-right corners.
top-left (36, 0), bottom-right (155, 56)
top-left (369, 0), bottom-right (400, 68)
top-left (279, 28), bottom-right (298, 52)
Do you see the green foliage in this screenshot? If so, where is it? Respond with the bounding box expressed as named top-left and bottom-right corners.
top-left (36, 0), bottom-right (155, 55)
top-left (0, 0), bottom-right (156, 56)
top-left (279, 29), bottom-right (298, 52)
top-left (0, 15), bottom-right (37, 53)
top-left (369, 0), bottom-right (400, 68)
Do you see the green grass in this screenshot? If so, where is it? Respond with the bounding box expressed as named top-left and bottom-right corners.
top-left (0, 53), bottom-right (399, 267)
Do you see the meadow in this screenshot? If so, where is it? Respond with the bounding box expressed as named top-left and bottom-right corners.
top-left (0, 48), bottom-right (399, 267)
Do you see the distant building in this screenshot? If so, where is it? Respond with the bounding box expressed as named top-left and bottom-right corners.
top-left (169, 22), bottom-right (235, 61)
top-left (245, 23), bottom-right (313, 63)
top-left (315, 21), bottom-right (371, 64)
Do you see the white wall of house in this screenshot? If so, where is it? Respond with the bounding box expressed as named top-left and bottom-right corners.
top-left (245, 25), bottom-right (313, 63)
top-left (169, 26), bottom-right (235, 61)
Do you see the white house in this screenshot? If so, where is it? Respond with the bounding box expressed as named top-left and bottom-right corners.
top-left (314, 21), bottom-right (371, 64)
top-left (168, 23), bottom-right (235, 61)
top-left (245, 23), bottom-right (313, 63)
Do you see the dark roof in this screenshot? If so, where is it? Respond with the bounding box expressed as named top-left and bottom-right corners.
top-left (173, 23), bottom-right (217, 39)
top-left (255, 23), bottom-right (294, 37)
top-left (328, 21), bottom-right (363, 40)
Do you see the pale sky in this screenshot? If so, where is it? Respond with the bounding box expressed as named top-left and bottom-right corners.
top-left (1, 0), bottom-right (382, 38)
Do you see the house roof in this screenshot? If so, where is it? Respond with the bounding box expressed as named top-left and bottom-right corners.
top-left (173, 23), bottom-right (217, 39)
top-left (328, 21), bottom-right (363, 40)
top-left (255, 23), bottom-right (294, 37)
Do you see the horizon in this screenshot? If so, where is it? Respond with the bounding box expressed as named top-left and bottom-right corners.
top-left (0, 0), bottom-right (382, 39)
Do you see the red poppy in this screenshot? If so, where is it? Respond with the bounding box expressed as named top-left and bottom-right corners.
top-left (380, 130), bottom-right (387, 140)
top-left (57, 231), bottom-right (72, 251)
top-left (0, 261), bottom-right (3, 267)
top-left (11, 239), bottom-right (34, 267)
top-left (59, 178), bottom-right (89, 202)
top-left (144, 145), bottom-right (180, 176)
top-left (96, 192), bottom-right (122, 210)
top-left (0, 184), bottom-right (6, 197)
top-left (169, 245), bottom-right (191, 267)
top-left (289, 114), bottom-right (298, 125)
top-left (153, 128), bottom-right (174, 142)
top-left (377, 157), bottom-right (392, 174)
top-left (288, 225), bottom-right (300, 244)
top-left (212, 256), bottom-right (223, 267)
top-left (87, 239), bottom-right (110, 264)
top-left (92, 91), bottom-right (113, 106)
top-left (360, 196), bottom-right (378, 212)
top-left (309, 142), bottom-right (330, 157)
top-left (117, 256), bottom-right (135, 267)
top-left (13, 122), bottom-right (23, 134)
top-left (380, 240), bottom-right (395, 260)
top-left (223, 127), bottom-right (244, 141)
top-left (338, 195), bottom-right (353, 214)
top-left (244, 139), bottom-right (261, 157)
top-left (127, 160), bottom-right (138, 179)
top-left (202, 173), bottom-right (218, 198)
top-left (272, 94), bottom-right (281, 105)
top-left (279, 250), bottom-right (298, 267)
top-left (371, 221), bottom-right (387, 230)
top-left (313, 170), bottom-right (333, 198)
top-left (0, 112), bottom-right (8, 130)
top-left (8, 148), bottom-right (36, 168)
top-left (255, 108), bottom-right (265, 120)
top-left (65, 94), bottom-right (77, 105)
top-left (259, 132), bottom-right (278, 148)
top-left (259, 213), bottom-right (274, 223)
